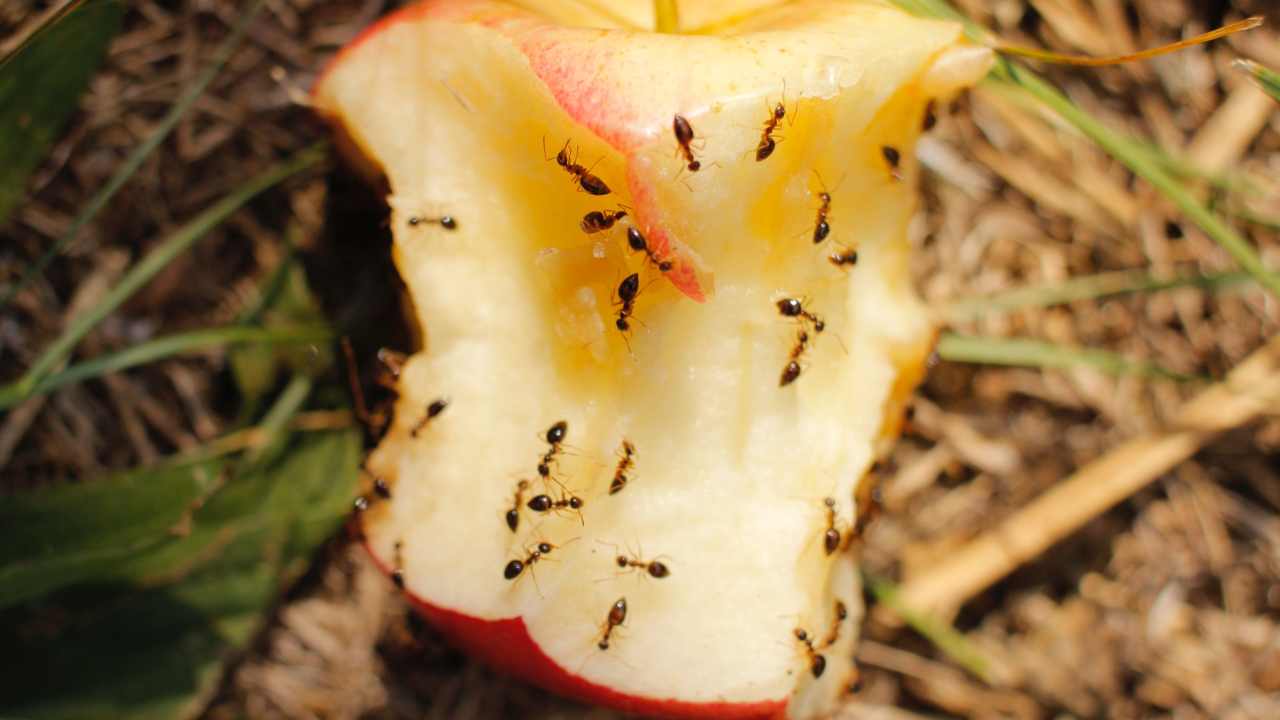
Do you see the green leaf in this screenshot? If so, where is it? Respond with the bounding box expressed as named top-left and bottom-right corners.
top-left (0, 458), bottom-right (228, 608)
top-left (0, 0), bottom-right (124, 226)
top-left (936, 332), bottom-right (1203, 381)
top-left (1236, 59), bottom-right (1280, 104)
top-left (0, 430), bottom-right (361, 719)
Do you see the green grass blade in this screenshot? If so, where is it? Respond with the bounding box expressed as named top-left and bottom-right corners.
top-left (943, 269), bottom-right (1259, 322)
top-left (0, 324), bottom-right (331, 410)
top-left (0, 0), bottom-right (268, 310)
top-left (937, 332), bottom-right (1201, 381)
top-left (889, 0), bottom-right (1280, 301)
top-left (0, 0), bottom-right (123, 228)
top-left (9, 142), bottom-right (327, 399)
top-left (1236, 59), bottom-right (1280, 103)
top-left (864, 571), bottom-right (993, 683)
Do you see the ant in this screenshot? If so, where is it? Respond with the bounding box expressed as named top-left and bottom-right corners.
top-left (777, 297), bottom-right (825, 333)
top-left (503, 541), bottom-right (557, 581)
top-left (756, 100), bottom-right (786, 161)
top-left (614, 550), bottom-right (670, 579)
top-left (822, 497), bottom-right (841, 555)
top-left (821, 600), bottom-right (848, 648)
top-left (881, 145), bottom-right (902, 181)
top-left (780, 329), bottom-right (810, 387)
top-left (407, 214), bottom-right (457, 230)
top-left (793, 628), bottom-right (827, 678)
top-left (410, 397), bottom-right (448, 438)
top-left (353, 496), bottom-right (370, 513)
top-left (506, 479), bottom-right (530, 532)
top-left (546, 138), bottom-right (611, 195)
top-left (597, 597), bottom-right (628, 650)
top-left (613, 273), bottom-right (642, 344)
top-left (527, 487), bottom-right (586, 524)
top-left (828, 247), bottom-right (858, 268)
top-left (391, 540), bottom-right (406, 589)
top-left (672, 114), bottom-right (701, 172)
top-left (581, 207), bottom-right (628, 234)
top-left (610, 440), bottom-right (636, 494)
top-left (812, 186), bottom-right (832, 244)
top-left (922, 99), bottom-right (938, 131)
top-left (536, 420), bottom-right (569, 483)
top-left (850, 477), bottom-right (884, 546)
top-left (625, 227), bottom-right (673, 272)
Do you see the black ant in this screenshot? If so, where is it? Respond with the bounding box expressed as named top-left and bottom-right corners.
top-left (756, 100), bottom-right (786, 161)
top-left (597, 597), bottom-right (628, 650)
top-left (503, 541), bottom-right (557, 581)
top-left (610, 440), bottom-right (636, 494)
top-left (780, 329), bottom-right (810, 387)
top-left (822, 497), bottom-right (841, 555)
top-left (821, 600), bottom-right (848, 648)
top-left (828, 247), bottom-right (858, 268)
top-left (407, 214), bottom-right (457, 230)
top-left (812, 185), bottom-right (832, 244)
top-left (793, 628), bottom-right (827, 678)
top-left (527, 488), bottom-right (585, 524)
top-left (410, 397), bottom-right (448, 438)
top-left (881, 145), bottom-right (902, 181)
top-left (614, 550), bottom-right (670, 579)
top-left (546, 138), bottom-right (611, 195)
top-left (625, 227), bottom-right (673, 272)
top-left (613, 272), bottom-right (642, 344)
top-left (922, 99), bottom-right (938, 131)
top-left (777, 297), bottom-right (825, 333)
top-left (506, 479), bottom-right (530, 532)
top-left (850, 476), bottom-right (884, 546)
top-left (391, 540), bottom-right (406, 589)
top-left (581, 207), bottom-right (628, 234)
top-left (672, 114), bottom-right (701, 172)
top-left (536, 420), bottom-right (569, 482)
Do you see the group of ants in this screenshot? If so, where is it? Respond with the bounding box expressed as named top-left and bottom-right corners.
top-left (409, 93), bottom-right (920, 387)
top-left (362, 92), bottom-right (910, 686)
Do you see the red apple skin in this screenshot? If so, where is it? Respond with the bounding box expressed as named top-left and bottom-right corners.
top-left (366, 541), bottom-right (788, 720)
top-left (315, 0), bottom-right (714, 302)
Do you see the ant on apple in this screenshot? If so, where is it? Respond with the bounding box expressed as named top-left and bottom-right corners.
top-left (625, 227), bottom-right (673, 272)
top-left (793, 628), bottom-right (827, 678)
top-left (777, 297), bottom-right (825, 333)
top-left (613, 273), bottom-right (645, 348)
top-left (407, 214), bottom-right (457, 230)
top-left (922, 99), bottom-right (938, 131)
top-left (614, 551), bottom-right (670, 579)
top-left (503, 541), bottom-right (556, 580)
top-left (780, 329), bottom-right (810, 387)
top-left (673, 114), bottom-right (702, 172)
top-left (597, 597), bottom-right (628, 650)
top-left (881, 145), bottom-right (902, 181)
top-left (821, 600), bottom-right (848, 648)
top-left (545, 138), bottom-right (610, 195)
top-left (410, 397), bottom-right (448, 438)
top-left (756, 100), bottom-right (786, 161)
top-left (527, 487), bottom-right (586, 524)
top-left (536, 420), bottom-right (569, 484)
top-left (581, 207), bottom-right (628, 234)
top-left (506, 479), bottom-right (530, 532)
top-left (828, 247), bottom-right (858, 268)
top-left (822, 497), bottom-right (841, 555)
top-left (391, 540), bottom-right (406, 589)
top-left (610, 439), bottom-right (636, 494)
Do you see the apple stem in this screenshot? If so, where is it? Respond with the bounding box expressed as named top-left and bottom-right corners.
top-left (652, 0), bottom-right (678, 33)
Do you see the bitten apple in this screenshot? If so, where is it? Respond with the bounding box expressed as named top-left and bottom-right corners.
top-left (314, 2), bottom-right (989, 718)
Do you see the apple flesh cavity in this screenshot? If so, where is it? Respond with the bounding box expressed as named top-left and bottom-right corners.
top-left (314, 1), bottom-right (989, 718)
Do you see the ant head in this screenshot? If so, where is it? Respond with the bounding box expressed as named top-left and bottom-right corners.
top-left (616, 317), bottom-right (630, 332)
top-left (835, 600), bottom-right (848, 620)
top-left (773, 102), bottom-right (786, 120)
top-left (793, 628), bottom-right (809, 642)
top-left (824, 497), bottom-right (836, 509)
top-left (439, 216), bottom-right (457, 230)
top-left (688, 160), bottom-right (701, 172)
top-left (616, 555), bottom-right (629, 568)
top-left (537, 542), bottom-right (553, 554)
top-left (569, 496), bottom-right (584, 510)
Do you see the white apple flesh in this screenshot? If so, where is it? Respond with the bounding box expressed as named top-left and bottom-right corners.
top-left (314, 1), bottom-right (989, 717)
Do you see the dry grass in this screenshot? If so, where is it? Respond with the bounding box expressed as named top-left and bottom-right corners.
top-left (3, 0), bottom-right (1279, 718)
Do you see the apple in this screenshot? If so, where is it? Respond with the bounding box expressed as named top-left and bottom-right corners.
top-left (313, 1), bottom-right (989, 717)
